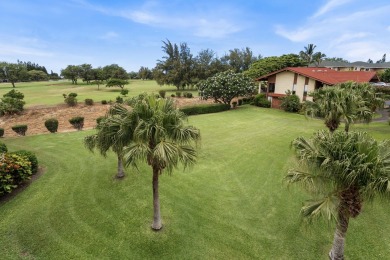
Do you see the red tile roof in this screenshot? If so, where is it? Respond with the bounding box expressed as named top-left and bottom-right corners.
top-left (256, 67), bottom-right (378, 85)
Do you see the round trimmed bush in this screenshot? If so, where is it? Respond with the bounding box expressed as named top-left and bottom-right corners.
top-left (0, 128), bottom-right (4, 137)
top-left (0, 142), bottom-right (7, 153)
top-left (85, 99), bottom-right (94, 106)
top-left (11, 124), bottom-right (28, 136)
top-left (159, 90), bottom-right (166, 98)
top-left (0, 153), bottom-right (32, 195)
top-left (101, 100), bottom-right (108, 105)
top-left (44, 118), bottom-right (59, 133)
top-left (69, 116), bottom-right (84, 130)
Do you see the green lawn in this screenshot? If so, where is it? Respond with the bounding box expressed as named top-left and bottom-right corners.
top-left (0, 106), bottom-right (389, 259)
top-left (0, 80), bottom-right (198, 107)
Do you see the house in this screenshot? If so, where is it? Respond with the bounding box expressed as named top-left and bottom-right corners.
top-left (309, 61), bottom-right (390, 72)
top-left (256, 67), bottom-right (379, 109)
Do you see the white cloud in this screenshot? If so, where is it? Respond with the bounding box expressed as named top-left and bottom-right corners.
top-left (100, 31), bottom-right (119, 40)
top-left (312, 0), bottom-right (352, 18)
top-left (0, 43), bottom-right (53, 57)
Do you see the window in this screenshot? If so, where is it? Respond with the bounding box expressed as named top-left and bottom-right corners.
top-left (303, 85), bottom-right (308, 96)
top-left (268, 83), bottom-right (275, 93)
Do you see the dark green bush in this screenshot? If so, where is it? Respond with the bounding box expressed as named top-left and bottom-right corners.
top-left (63, 93), bottom-right (78, 106)
top-left (242, 96), bottom-right (254, 105)
top-left (280, 93), bottom-right (301, 113)
top-left (253, 94), bottom-right (271, 108)
top-left (69, 117), bottom-right (84, 130)
top-left (0, 142), bottom-right (7, 153)
top-left (159, 90), bottom-right (166, 98)
top-left (11, 124), bottom-right (28, 136)
top-left (0, 89), bottom-right (26, 115)
top-left (96, 116), bottom-right (106, 126)
top-left (116, 96), bottom-right (123, 104)
top-left (0, 153), bottom-right (32, 195)
top-left (44, 118), bottom-right (59, 133)
top-left (85, 99), bottom-right (94, 106)
top-left (176, 92), bottom-right (182, 98)
top-left (184, 92), bottom-right (193, 98)
top-left (120, 89), bottom-right (129, 96)
top-left (101, 100), bottom-right (108, 105)
top-left (69, 93), bottom-right (78, 98)
top-left (238, 99), bottom-right (243, 106)
top-left (0, 128), bottom-right (4, 137)
top-left (11, 150), bottom-right (38, 174)
top-left (3, 89), bottom-right (24, 99)
top-left (171, 94), bottom-right (175, 98)
top-left (232, 101), bottom-right (237, 108)
top-left (180, 103), bottom-right (231, 116)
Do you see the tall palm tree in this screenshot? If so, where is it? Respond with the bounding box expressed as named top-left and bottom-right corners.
top-left (286, 130), bottom-right (390, 260)
top-left (118, 94), bottom-right (201, 230)
top-left (84, 104), bottom-right (135, 178)
top-left (299, 43), bottom-right (317, 64)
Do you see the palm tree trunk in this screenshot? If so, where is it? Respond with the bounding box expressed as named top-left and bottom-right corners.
top-left (151, 166), bottom-right (162, 230)
top-left (344, 123), bottom-right (350, 133)
top-left (329, 205), bottom-right (349, 260)
top-left (116, 155), bottom-right (125, 178)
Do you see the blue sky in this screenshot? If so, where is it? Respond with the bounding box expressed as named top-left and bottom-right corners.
top-left (1, 0), bottom-right (390, 74)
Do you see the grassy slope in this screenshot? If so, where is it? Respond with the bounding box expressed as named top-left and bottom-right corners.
top-left (0, 80), bottom-right (197, 107)
top-left (0, 106), bottom-right (389, 259)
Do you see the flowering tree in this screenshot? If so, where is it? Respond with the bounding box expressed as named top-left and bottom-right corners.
top-left (197, 70), bottom-right (256, 105)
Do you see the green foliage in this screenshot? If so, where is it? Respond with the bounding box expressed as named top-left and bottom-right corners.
top-left (0, 62), bottom-right (29, 87)
top-left (158, 90), bottom-right (166, 98)
top-left (85, 98), bottom-right (94, 106)
top-left (69, 117), bottom-right (84, 130)
top-left (180, 103), bottom-right (231, 115)
top-left (116, 96), bottom-right (123, 104)
top-left (120, 89), bottom-right (129, 96)
top-left (11, 125), bottom-right (28, 136)
top-left (197, 70), bottom-right (256, 105)
top-left (101, 100), bottom-right (108, 105)
top-left (237, 99), bottom-right (243, 106)
top-left (183, 92), bottom-right (193, 98)
top-left (0, 142), bottom-right (7, 153)
top-left (176, 91), bottom-right (182, 98)
top-left (44, 118), bottom-right (59, 133)
top-left (63, 93), bottom-right (78, 106)
top-left (280, 91), bottom-right (301, 112)
top-left (10, 150), bottom-right (38, 174)
top-left (106, 78), bottom-right (129, 89)
top-left (96, 116), bottom-right (106, 126)
top-left (61, 65), bottom-right (83, 84)
top-left (253, 93), bottom-right (271, 108)
top-left (0, 128), bottom-right (4, 138)
top-left (244, 54), bottom-right (305, 78)
top-left (0, 153), bottom-right (32, 195)
top-left (170, 94), bottom-right (175, 97)
top-left (0, 90), bottom-right (26, 115)
top-left (380, 68), bottom-right (390, 82)
top-left (374, 85), bottom-right (390, 95)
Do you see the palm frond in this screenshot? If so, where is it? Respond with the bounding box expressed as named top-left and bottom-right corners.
top-left (301, 194), bottom-right (339, 223)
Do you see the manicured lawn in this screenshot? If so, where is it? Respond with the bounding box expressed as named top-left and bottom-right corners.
top-left (0, 106), bottom-right (389, 259)
top-left (0, 80), bottom-right (198, 107)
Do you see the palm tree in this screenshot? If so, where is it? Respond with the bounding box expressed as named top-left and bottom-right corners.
top-left (312, 52), bottom-right (326, 67)
top-left (84, 105), bottom-right (135, 178)
top-left (299, 44), bottom-right (317, 64)
top-left (286, 130), bottom-right (390, 260)
top-left (119, 94), bottom-right (201, 230)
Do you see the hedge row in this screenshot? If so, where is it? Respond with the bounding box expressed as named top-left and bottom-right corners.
top-left (180, 103), bottom-right (231, 116)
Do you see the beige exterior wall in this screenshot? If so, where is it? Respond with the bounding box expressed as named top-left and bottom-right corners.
top-left (274, 71), bottom-right (316, 102)
top-left (274, 71), bottom-right (294, 94)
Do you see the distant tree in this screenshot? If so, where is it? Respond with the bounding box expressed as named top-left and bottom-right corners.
top-left (380, 68), bottom-right (390, 83)
top-left (17, 60), bottom-right (48, 74)
top-left (102, 64), bottom-right (129, 80)
top-left (0, 62), bottom-right (28, 87)
top-left (138, 66), bottom-right (152, 80)
top-left (61, 65), bottom-right (82, 84)
top-left (286, 130), bottom-right (390, 260)
top-left (197, 70), bottom-right (256, 105)
top-left (80, 64), bottom-right (94, 84)
top-left (222, 47), bottom-right (260, 73)
top-left (367, 58), bottom-right (373, 63)
top-left (299, 44), bottom-right (317, 64)
top-left (106, 78), bottom-right (129, 89)
top-left (312, 52), bottom-right (327, 67)
top-left (244, 54), bottom-right (305, 79)
top-left (49, 70), bottom-right (61, 80)
top-left (128, 71), bottom-right (139, 79)
top-left (28, 70), bottom-right (49, 81)
top-left (324, 57), bottom-right (349, 63)
top-left (376, 53), bottom-right (386, 63)
top-left (154, 39), bottom-right (195, 90)
top-left (91, 67), bottom-right (105, 90)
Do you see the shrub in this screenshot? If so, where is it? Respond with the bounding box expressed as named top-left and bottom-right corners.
top-left (253, 94), bottom-right (271, 108)
top-left (96, 116), bottom-right (106, 126)
top-left (184, 92), bottom-right (193, 98)
top-left (232, 101), bottom-right (237, 108)
top-left (12, 124), bottom-right (28, 136)
top-left (159, 90), bottom-right (166, 98)
top-left (0, 128), bottom-right (4, 137)
top-left (0, 89), bottom-right (26, 115)
top-left (180, 103), bottom-right (231, 116)
top-left (116, 96), bottom-right (123, 104)
top-left (120, 89), bottom-right (129, 96)
top-left (63, 93), bottom-right (78, 106)
top-left (44, 118), bottom-right (59, 133)
top-left (238, 99), bottom-right (243, 106)
top-left (242, 96), bottom-right (254, 105)
top-left (176, 92), bottom-right (182, 98)
top-left (85, 98), bottom-right (94, 106)
top-left (0, 153), bottom-right (32, 195)
top-left (11, 150), bottom-right (38, 174)
top-left (0, 142), bottom-right (7, 153)
top-left (280, 92), bottom-right (301, 113)
top-left (69, 116), bottom-right (84, 130)
top-left (101, 100), bottom-right (108, 105)
top-left (171, 94), bottom-right (175, 98)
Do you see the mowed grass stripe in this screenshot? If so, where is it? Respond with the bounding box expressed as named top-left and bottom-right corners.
top-left (0, 106), bottom-right (389, 259)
